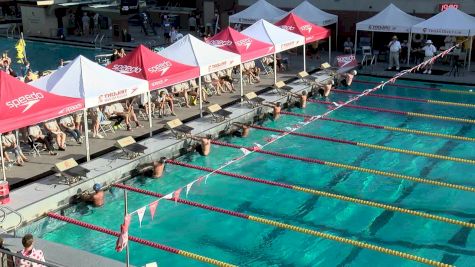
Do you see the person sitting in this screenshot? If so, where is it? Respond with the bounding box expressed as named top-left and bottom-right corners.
top-left (218, 69), bottom-right (236, 93)
top-left (156, 91), bottom-right (176, 117)
top-left (44, 120), bottom-right (67, 151)
top-left (28, 125), bottom-right (57, 155)
top-left (242, 61), bottom-right (260, 84)
top-left (103, 104), bottom-right (124, 129)
top-left (275, 53), bottom-right (286, 71)
top-left (138, 94), bottom-right (156, 118)
top-left (81, 183), bottom-right (104, 207)
top-left (59, 115), bottom-right (82, 144)
top-left (210, 72), bottom-right (225, 95)
top-left (2, 131), bottom-right (29, 166)
top-left (343, 37), bottom-right (353, 54)
top-left (110, 49), bottom-right (119, 62)
top-left (124, 99), bottom-right (144, 129)
top-left (24, 69), bottom-right (38, 83)
top-left (15, 234), bottom-right (45, 267)
top-left (338, 70), bottom-right (357, 87)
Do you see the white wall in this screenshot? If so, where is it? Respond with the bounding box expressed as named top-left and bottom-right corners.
top-left (238, 0), bottom-right (474, 14)
top-left (21, 5), bottom-right (58, 37)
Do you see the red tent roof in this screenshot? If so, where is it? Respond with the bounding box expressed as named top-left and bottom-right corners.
top-left (107, 45), bottom-right (200, 90)
top-left (0, 71), bottom-right (83, 133)
top-left (275, 13), bottom-right (331, 44)
top-left (206, 27), bottom-right (275, 62)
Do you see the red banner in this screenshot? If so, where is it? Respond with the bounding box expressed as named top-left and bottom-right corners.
top-left (336, 54), bottom-right (358, 69)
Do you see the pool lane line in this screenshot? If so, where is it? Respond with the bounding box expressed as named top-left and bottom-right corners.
top-left (354, 80), bottom-right (475, 96)
top-left (249, 124), bottom-right (475, 165)
top-left (166, 159), bottom-right (475, 229)
top-left (280, 111), bottom-right (475, 142)
top-left (210, 140), bottom-right (475, 193)
top-left (333, 89), bottom-right (475, 109)
top-left (112, 184), bottom-right (451, 267)
top-left (46, 212), bottom-right (235, 267)
top-left (308, 99), bottom-right (475, 125)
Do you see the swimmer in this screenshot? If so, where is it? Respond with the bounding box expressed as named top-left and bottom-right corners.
top-left (232, 122), bottom-right (250, 137)
top-left (318, 80), bottom-right (334, 98)
top-left (192, 134), bottom-right (212, 156)
top-left (290, 90), bottom-right (307, 108)
top-left (263, 102), bottom-right (282, 120)
top-left (153, 157), bottom-right (167, 178)
top-left (81, 183), bottom-right (104, 207)
top-left (339, 70), bottom-right (357, 87)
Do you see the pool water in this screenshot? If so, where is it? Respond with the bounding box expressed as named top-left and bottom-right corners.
top-left (0, 37), bottom-right (103, 72)
top-left (21, 76), bottom-right (475, 266)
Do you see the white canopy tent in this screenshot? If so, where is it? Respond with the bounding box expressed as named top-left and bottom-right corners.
top-left (411, 8), bottom-right (475, 69)
top-left (159, 34), bottom-right (241, 116)
top-left (31, 55), bottom-right (149, 160)
top-left (354, 3), bottom-right (424, 62)
top-left (242, 19), bottom-right (305, 82)
top-left (229, 0), bottom-right (286, 25)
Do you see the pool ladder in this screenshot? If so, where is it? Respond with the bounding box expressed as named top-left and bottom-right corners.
top-left (93, 33), bottom-right (105, 49)
top-left (0, 206), bottom-right (23, 237)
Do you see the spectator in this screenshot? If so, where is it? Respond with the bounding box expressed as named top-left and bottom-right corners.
top-left (90, 107), bottom-right (104, 139)
top-left (110, 49), bottom-right (119, 62)
top-left (82, 12), bottom-right (89, 36)
top-left (118, 48), bottom-right (126, 58)
top-left (2, 131), bottom-right (29, 166)
top-left (93, 13), bottom-right (100, 34)
top-left (422, 40), bottom-right (437, 75)
top-left (0, 237), bottom-right (14, 267)
top-left (28, 125), bottom-right (57, 156)
top-left (44, 120), bottom-right (67, 151)
top-left (15, 234), bottom-right (45, 267)
top-left (387, 35), bottom-right (401, 71)
top-left (343, 38), bottom-right (353, 54)
top-left (59, 115), bottom-right (82, 144)
top-left (170, 26), bottom-right (178, 43)
top-left (444, 35), bottom-right (456, 50)
top-left (188, 15), bottom-right (197, 32)
top-left (162, 15), bottom-right (171, 44)
top-left (156, 91), bottom-right (176, 117)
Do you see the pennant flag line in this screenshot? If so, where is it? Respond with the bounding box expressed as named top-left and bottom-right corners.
top-left (186, 181), bottom-right (195, 197)
top-left (173, 188), bottom-right (182, 203)
top-left (149, 200), bottom-right (159, 220)
top-left (137, 206), bottom-right (146, 227)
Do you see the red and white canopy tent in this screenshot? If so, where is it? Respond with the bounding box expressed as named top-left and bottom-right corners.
top-left (32, 55), bottom-right (149, 160)
top-left (242, 19), bottom-right (305, 82)
top-left (0, 71), bottom-right (83, 180)
top-left (159, 34), bottom-right (241, 116)
top-left (275, 13), bottom-right (331, 71)
top-left (206, 26), bottom-right (274, 96)
top-left (106, 45), bottom-right (200, 135)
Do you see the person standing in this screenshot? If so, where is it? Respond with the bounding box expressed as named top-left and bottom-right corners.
top-left (188, 15), bottom-right (197, 32)
top-left (15, 234), bottom-right (45, 267)
top-left (81, 12), bottom-right (89, 36)
top-left (387, 35), bottom-right (401, 71)
top-left (422, 40), bottom-right (437, 75)
top-left (0, 236), bottom-right (14, 267)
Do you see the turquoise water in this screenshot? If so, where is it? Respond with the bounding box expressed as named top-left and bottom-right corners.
top-left (0, 37), bottom-right (102, 72)
top-left (22, 76), bottom-right (475, 266)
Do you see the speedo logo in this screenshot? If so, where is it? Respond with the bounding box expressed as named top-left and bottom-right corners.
top-left (300, 25), bottom-right (312, 33)
top-left (6, 92), bottom-right (44, 113)
top-left (58, 103), bottom-right (83, 115)
top-left (111, 64), bottom-right (142, 74)
top-left (235, 38), bottom-right (252, 50)
top-left (148, 61), bottom-right (172, 76)
top-left (280, 25), bottom-right (295, 31)
top-left (208, 39), bottom-right (233, 47)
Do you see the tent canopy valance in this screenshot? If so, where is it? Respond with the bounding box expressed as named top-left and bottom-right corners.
top-left (229, 0), bottom-right (286, 25)
top-left (283, 0), bottom-right (337, 26)
top-left (159, 34), bottom-right (241, 75)
top-left (242, 19), bottom-right (305, 53)
top-left (356, 3), bottom-right (424, 33)
top-left (206, 26), bottom-right (274, 62)
top-left (0, 71), bottom-right (83, 133)
top-left (275, 13), bottom-right (330, 44)
top-left (31, 56), bottom-right (149, 108)
top-left (106, 45), bottom-right (200, 90)
top-left (411, 7), bottom-right (475, 36)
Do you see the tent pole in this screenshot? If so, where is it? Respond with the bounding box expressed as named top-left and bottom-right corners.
top-left (407, 32), bottom-right (412, 66)
top-left (328, 36), bottom-right (331, 63)
top-left (239, 64), bottom-right (243, 100)
top-left (303, 44), bottom-right (306, 72)
top-left (371, 31), bottom-right (374, 48)
top-left (354, 30), bottom-right (358, 55)
top-left (199, 76), bottom-right (203, 117)
top-left (468, 36), bottom-right (473, 71)
top-left (83, 109), bottom-right (90, 162)
top-left (147, 92), bottom-right (152, 137)
top-left (273, 53), bottom-right (277, 83)
top-left (1, 134), bottom-right (6, 182)
top-left (335, 21), bottom-right (339, 51)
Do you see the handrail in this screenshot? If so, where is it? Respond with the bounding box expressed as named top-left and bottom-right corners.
top-left (0, 206), bottom-right (23, 236)
top-left (0, 247), bottom-right (65, 267)
top-left (98, 34), bottom-right (105, 48)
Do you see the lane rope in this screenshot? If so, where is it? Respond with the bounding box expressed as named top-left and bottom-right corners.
top-left (112, 184), bottom-right (452, 267)
top-left (46, 212), bottom-right (235, 267)
top-left (210, 140), bottom-right (475, 193)
top-left (354, 80), bottom-right (475, 95)
top-left (167, 159), bottom-right (475, 229)
top-left (249, 124), bottom-right (475, 165)
top-left (308, 99), bottom-right (475, 124)
top-left (280, 111), bottom-right (475, 142)
top-left (333, 89), bottom-right (475, 109)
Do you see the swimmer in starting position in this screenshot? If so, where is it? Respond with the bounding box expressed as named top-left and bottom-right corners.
top-left (232, 122), bottom-right (250, 137)
top-left (263, 102), bottom-right (282, 120)
top-left (318, 80), bottom-right (334, 98)
top-left (153, 157), bottom-right (167, 178)
top-left (290, 90), bottom-right (308, 108)
top-left (191, 134), bottom-right (212, 156)
top-left (338, 70), bottom-right (357, 87)
top-left (81, 183), bottom-right (104, 207)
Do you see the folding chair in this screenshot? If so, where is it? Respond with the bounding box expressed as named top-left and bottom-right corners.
top-left (259, 57), bottom-right (274, 75)
top-left (165, 119), bottom-right (194, 139)
top-left (243, 92), bottom-right (265, 108)
top-left (27, 135), bottom-right (44, 157)
top-left (202, 75), bottom-right (217, 96)
top-left (361, 46), bottom-right (375, 66)
top-left (206, 104), bottom-right (232, 122)
top-left (116, 136), bottom-right (147, 159)
top-left (97, 111), bottom-right (115, 135)
top-left (53, 158), bottom-right (89, 185)
top-left (274, 81), bottom-right (293, 95)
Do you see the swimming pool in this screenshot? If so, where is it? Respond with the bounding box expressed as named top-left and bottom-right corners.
top-left (20, 75), bottom-right (475, 266)
top-left (0, 37), bottom-right (102, 72)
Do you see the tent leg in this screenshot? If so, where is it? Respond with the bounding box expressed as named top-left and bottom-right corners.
top-left (354, 30), bottom-right (358, 55)
top-left (371, 31), bottom-right (374, 47)
top-left (199, 76), bottom-right (203, 117)
top-left (274, 53), bottom-right (277, 83)
top-left (328, 36), bottom-right (331, 63)
top-left (83, 109), bottom-right (90, 161)
top-left (468, 36), bottom-right (473, 71)
top-left (335, 21), bottom-right (339, 51)
top-left (1, 134), bottom-right (5, 182)
top-left (407, 33), bottom-right (412, 66)
top-left (239, 64), bottom-right (244, 100)
top-left (147, 92), bottom-right (152, 137)
top-left (303, 44), bottom-right (306, 72)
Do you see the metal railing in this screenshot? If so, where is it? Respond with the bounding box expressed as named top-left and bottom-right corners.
top-left (94, 34), bottom-right (105, 49)
top-left (0, 247), bottom-right (65, 267)
top-left (0, 207), bottom-right (23, 237)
